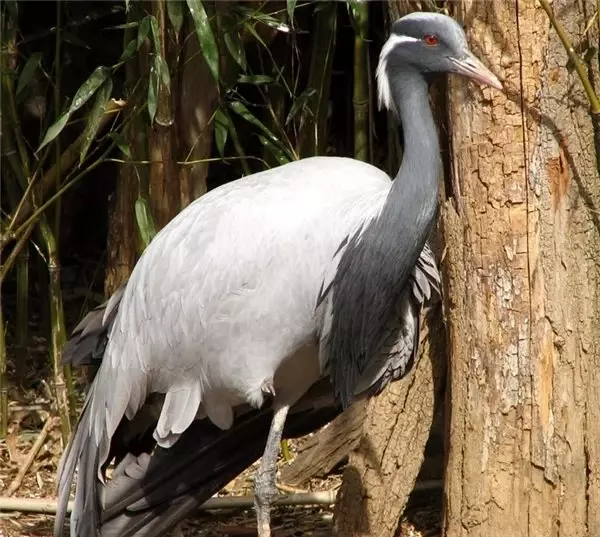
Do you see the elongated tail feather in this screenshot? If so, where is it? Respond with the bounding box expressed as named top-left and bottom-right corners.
top-left (55, 394), bottom-right (105, 537)
top-left (96, 400), bottom-right (339, 537)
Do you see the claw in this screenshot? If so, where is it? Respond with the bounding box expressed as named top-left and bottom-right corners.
top-left (261, 379), bottom-right (276, 397)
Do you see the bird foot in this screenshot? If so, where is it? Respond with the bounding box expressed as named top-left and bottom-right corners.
top-left (254, 468), bottom-right (278, 537)
top-left (261, 379), bottom-right (276, 398)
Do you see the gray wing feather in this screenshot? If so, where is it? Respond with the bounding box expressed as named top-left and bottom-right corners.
top-left (62, 284), bottom-right (127, 367)
top-left (354, 242), bottom-right (441, 397)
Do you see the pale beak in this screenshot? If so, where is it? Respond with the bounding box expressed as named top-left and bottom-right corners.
top-left (449, 53), bottom-right (503, 90)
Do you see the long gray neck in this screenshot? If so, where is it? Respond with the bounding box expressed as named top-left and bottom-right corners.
top-left (323, 66), bottom-right (444, 408)
top-left (386, 67), bottom-right (440, 236)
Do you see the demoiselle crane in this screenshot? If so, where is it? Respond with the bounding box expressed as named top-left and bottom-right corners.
top-left (54, 12), bottom-right (501, 537)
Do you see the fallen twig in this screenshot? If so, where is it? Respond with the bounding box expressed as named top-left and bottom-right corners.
top-left (0, 490), bottom-right (339, 515)
top-left (6, 417), bottom-right (58, 496)
top-left (275, 482), bottom-right (308, 494)
top-left (0, 480), bottom-right (444, 515)
top-left (8, 404), bottom-right (51, 413)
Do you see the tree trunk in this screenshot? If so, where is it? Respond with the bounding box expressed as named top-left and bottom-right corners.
top-left (441, 1), bottom-right (600, 536)
top-left (332, 306), bottom-right (446, 537)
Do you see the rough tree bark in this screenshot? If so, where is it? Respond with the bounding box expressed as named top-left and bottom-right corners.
top-left (441, 1), bottom-right (600, 536)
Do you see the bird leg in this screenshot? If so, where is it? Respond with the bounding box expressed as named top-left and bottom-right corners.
top-left (254, 403), bottom-right (289, 537)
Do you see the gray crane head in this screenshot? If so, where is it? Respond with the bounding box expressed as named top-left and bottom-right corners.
top-left (377, 12), bottom-right (502, 112)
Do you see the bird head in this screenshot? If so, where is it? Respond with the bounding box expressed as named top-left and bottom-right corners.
top-left (377, 12), bottom-right (502, 112)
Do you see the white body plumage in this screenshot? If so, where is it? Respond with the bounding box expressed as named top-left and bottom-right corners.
top-left (90, 156), bottom-right (415, 456)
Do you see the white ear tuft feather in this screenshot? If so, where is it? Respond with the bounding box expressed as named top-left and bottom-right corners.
top-left (376, 34), bottom-right (419, 116)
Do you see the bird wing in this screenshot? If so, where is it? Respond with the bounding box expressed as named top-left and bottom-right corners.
top-left (61, 283), bottom-right (126, 368)
top-left (355, 242), bottom-right (441, 397)
top-left (319, 242), bottom-right (441, 398)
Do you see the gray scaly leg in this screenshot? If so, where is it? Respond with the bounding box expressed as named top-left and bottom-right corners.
top-left (254, 403), bottom-right (289, 537)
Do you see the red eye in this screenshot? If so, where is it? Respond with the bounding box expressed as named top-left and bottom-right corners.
top-left (423, 34), bottom-right (439, 46)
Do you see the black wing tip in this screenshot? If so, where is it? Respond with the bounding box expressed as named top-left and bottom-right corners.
top-left (97, 403), bottom-right (341, 537)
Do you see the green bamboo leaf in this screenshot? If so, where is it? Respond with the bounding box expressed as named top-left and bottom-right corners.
top-left (79, 78), bottom-right (113, 165)
top-left (106, 21), bottom-right (140, 30)
top-left (38, 65), bottom-right (111, 152)
top-left (285, 88), bottom-right (316, 125)
top-left (313, 2), bottom-right (330, 14)
top-left (229, 101), bottom-right (294, 161)
top-left (62, 31), bottom-right (91, 49)
top-left (120, 38), bottom-right (137, 61)
top-left (138, 16), bottom-right (151, 49)
top-left (186, 0), bottom-right (219, 84)
top-left (156, 54), bottom-right (171, 88)
top-left (242, 20), bottom-right (268, 50)
top-left (16, 52), bottom-right (42, 103)
top-left (237, 74), bottom-right (274, 85)
top-left (287, 0), bottom-right (297, 25)
top-left (237, 6), bottom-right (291, 33)
top-left (167, 0), bottom-right (184, 34)
top-left (214, 108), bottom-right (230, 157)
top-left (224, 29), bottom-right (247, 71)
top-left (347, 1), bottom-right (367, 38)
top-left (107, 132), bottom-right (131, 158)
top-left (69, 66), bottom-right (112, 115)
top-left (37, 113), bottom-right (69, 152)
top-left (125, 0), bottom-right (130, 13)
top-left (5, 0), bottom-right (18, 21)
top-left (258, 135), bottom-right (290, 166)
top-left (135, 196), bottom-right (158, 249)
top-left (149, 14), bottom-right (161, 54)
top-left (148, 59), bottom-right (159, 123)
top-left (347, 2), bottom-right (359, 26)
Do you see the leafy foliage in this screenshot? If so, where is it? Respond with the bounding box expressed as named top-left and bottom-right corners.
top-left (186, 0), bottom-right (219, 84)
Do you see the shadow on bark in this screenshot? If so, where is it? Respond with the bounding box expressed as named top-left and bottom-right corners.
top-left (331, 303), bottom-right (447, 537)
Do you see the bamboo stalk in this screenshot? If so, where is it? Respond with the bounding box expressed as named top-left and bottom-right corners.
top-left (149, 0), bottom-right (180, 230)
top-left (0, 13), bottom-right (112, 421)
top-left (0, 296), bottom-right (7, 439)
top-left (296, 2), bottom-right (337, 158)
top-left (0, 490), bottom-right (339, 515)
top-left (49, 0), bottom-right (75, 431)
top-left (0, 17), bottom-right (32, 412)
top-left (351, 2), bottom-right (370, 162)
top-left (36, 222), bottom-right (72, 443)
top-left (53, 0), bottom-right (62, 241)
